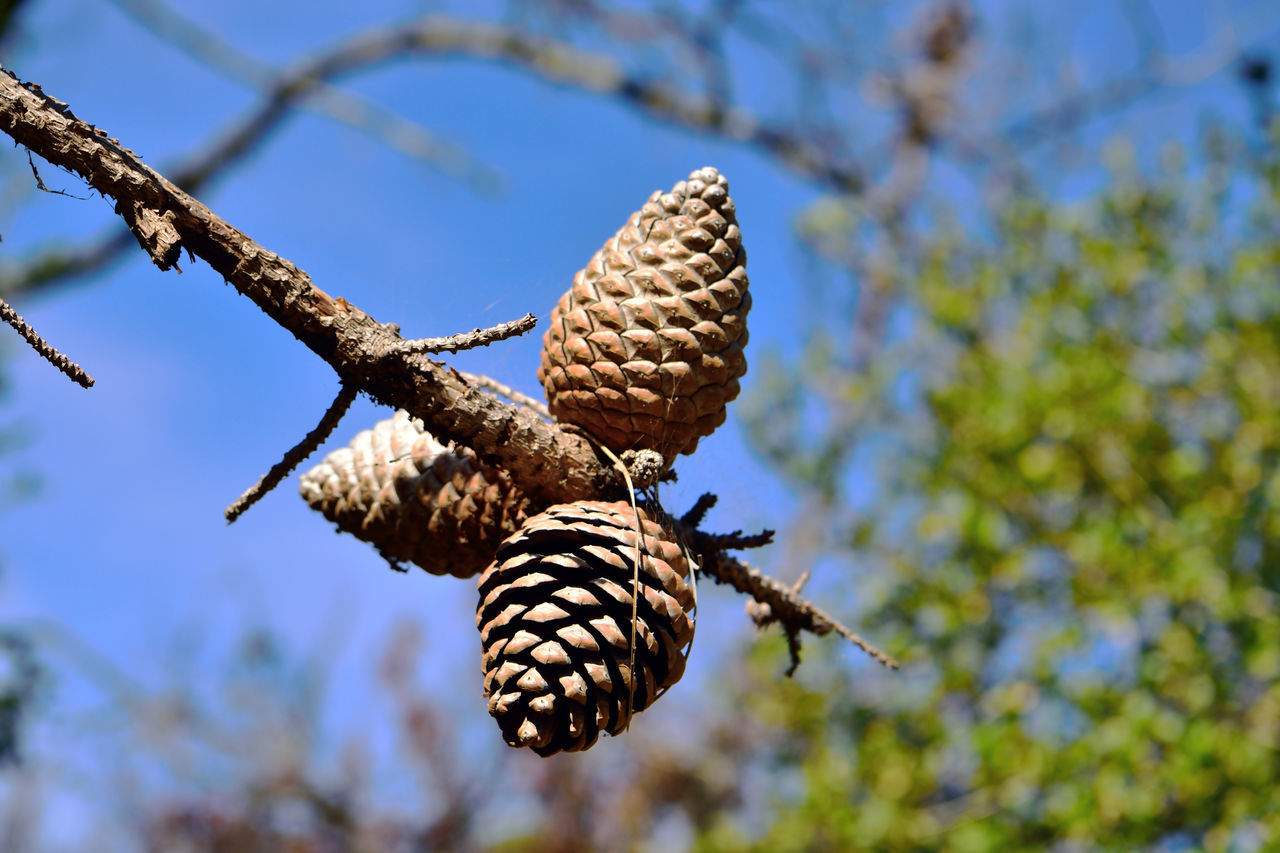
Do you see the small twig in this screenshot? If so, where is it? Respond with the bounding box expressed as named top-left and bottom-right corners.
top-left (700, 528), bottom-right (775, 551)
top-left (684, 529), bottom-right (898, 671)
top-left (399, 313), bottom-right (537, 354)
top-left (680, 492), bottom-right (718, 528)
top-left (107, 0), bottom-right (503, 193)
top-left (0, 297), bottom-right (94, 388)
top-left (26, 150), bottom-right (89, 199)
top-left (746, 570), bottom-right (810, 675)
top-left (225, 383), bottom-right (359, 523)
top-left (781, 627), bottom-right (804, 676)
top-left (456, 370), bottom-right (551, 420)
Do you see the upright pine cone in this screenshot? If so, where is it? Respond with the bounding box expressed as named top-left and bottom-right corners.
top-left (477, 501), bottom-right (696, 756)
top-left (538, 167), bottom-right (750, 461)
top-left (299, 411), bottom-right (531, 578)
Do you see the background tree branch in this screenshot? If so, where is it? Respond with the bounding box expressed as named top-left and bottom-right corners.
top-left (2, 5), bottom-right (1258, 316)
top-left (0, 13), bottom-right (867, 300)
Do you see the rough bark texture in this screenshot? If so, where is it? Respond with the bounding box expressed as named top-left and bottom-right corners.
top-left (0, 67), bottom-right (611, 508)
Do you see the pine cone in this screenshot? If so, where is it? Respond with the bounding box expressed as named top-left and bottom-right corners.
top-left (538, 167), bottom-right (750, 461)
top-left (477, 500), bottom-right (696, 755)
top-left (299, 411), bottom-right (531, 578)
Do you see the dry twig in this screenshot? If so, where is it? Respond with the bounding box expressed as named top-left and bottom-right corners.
top-left (225, 383), bottom-right (359, 523)
top-left (26, 150), bottom-right (89, 199)
top-left (698, 528), bottom-right (776, 551)
top-left (683, 526), bottom-right (898, 672)
top-left (679, 492), bottom-right (718, 529)
top-left (0, 296), bottom-right (94, 388)
top-left (400, 313), bottom-right (538, 354)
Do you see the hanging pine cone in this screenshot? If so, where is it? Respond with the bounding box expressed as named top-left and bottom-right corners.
top-left (538, 166), bottom-right (750, 461)
top-left (299, 411), bottom-right (532, 579)
top-left (477, 500), bottom-right (696, 756)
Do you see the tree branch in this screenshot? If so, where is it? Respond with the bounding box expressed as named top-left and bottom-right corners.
top-left (0, 67), bottom-right (890, 664)
top-left (0, 66), bottom-right (611, 508)
top-left (0, 296), bottom-right (94, 388)
top-left (401, 313), bottom-right (538, 354)
top-left (225, 383), bottom-right (359, 523)
top-left (107, 0), bottom-right (502, 192)
top-left (1, 15), bottom-right (864, 301)
top-left (684, 529), bottom-right (899, 671)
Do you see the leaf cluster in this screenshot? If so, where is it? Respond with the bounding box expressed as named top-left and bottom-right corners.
top-left (732, 129), bottom-right (1280, 851)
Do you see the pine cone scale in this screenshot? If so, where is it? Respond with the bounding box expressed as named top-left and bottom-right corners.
top-left (477, 500), bottom-right (696, 756)
top-left (299, 411), bottom-right (532, 578)
top-left (539, 167), bottom-right (751, 461)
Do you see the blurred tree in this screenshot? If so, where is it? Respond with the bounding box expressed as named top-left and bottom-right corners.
top-left (732, 125), bottom-right (1280, 850)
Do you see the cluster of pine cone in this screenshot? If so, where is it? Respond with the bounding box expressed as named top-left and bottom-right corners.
top-left (300, 167), bottom-right (750, 755)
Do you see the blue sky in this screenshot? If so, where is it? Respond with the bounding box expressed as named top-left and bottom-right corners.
top-left (2, 0), bottom-right (1279, 846)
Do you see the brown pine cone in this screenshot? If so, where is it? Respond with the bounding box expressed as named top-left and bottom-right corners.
top-left (299, 411), bottom-right (531, 579)
top-left (538, 167), bottom-right (750, 462)
top-left (477, 500), bottom-right (696, 756)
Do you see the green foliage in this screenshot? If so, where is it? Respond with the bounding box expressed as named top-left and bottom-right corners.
top-left (0, 349), bottom-right (41, 767)
top-left (0, 632), bottom-right (41, 766)
top-left (733, 133), bottom-right (1280, 851)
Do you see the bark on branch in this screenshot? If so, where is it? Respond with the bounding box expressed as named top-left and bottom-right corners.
top-left (0, 66), bottom-right (611, 508)
top-left (0, 296), bottom-right (94, 387)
